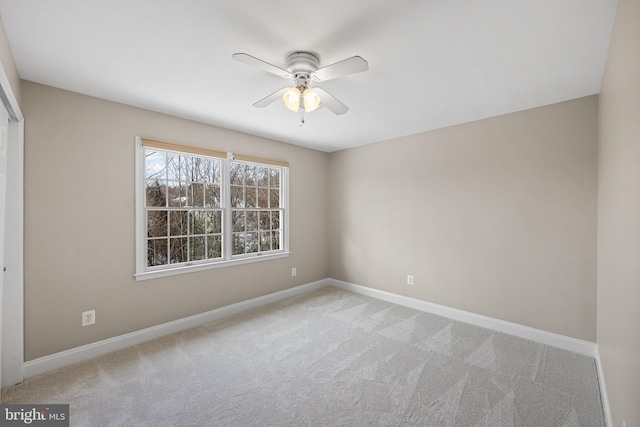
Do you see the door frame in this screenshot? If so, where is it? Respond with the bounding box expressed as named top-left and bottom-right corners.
top-left (0, 62), bottom-right (24, 389)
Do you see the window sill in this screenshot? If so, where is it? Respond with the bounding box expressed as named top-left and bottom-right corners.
top-left (134, 251), bottom-right (291, 281)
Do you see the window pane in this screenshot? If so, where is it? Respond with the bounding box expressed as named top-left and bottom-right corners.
top-left (230, 186), bottom-right (243, 208)
top-left (170, 237), bottom-right (188, 263)
top-left (260, 231), bottom-right (271, 251)
top-left (188, 157), bottom-right (200, 182)
top-left (246, 232), bottom-right (258, 253)
top-left (257, 167), bottom-right (268, 187)
top-left (272, 211), bottom-right (280, 230)
top-left (245, 166), bottom-right (256, 186)
top-left (191, 236), bottom-right (206, 261)
top-left (190, 210), bottom-right (206, 235)
top-left (205, 184), bottom-right (220, 208)
top-left (147, 238), bottom-right (168, 267)
top-left (145, 150), bottom-right (166, 180)
top-left (246, 188), bottom-right (256, 208)
top-left (259, 210), bottom-right (270, 230)
top-left (258, 188), bottom-right (268, 208)
top-left (246, 211), bottom-right (258, 231)
top-left (233, 233), bottom-right (245, 255)
top-left (168, 183), bottom-right (187, 207)
top-left (230, 163), bottom-right (244, 185)
top-left (146, 180), bottom-right (167, 207)
top-left (170, 211), bottom-right (188, 236)
top-left (272, 231), bottom-right (280, 251)
top-left (147, 210), bottom-right (168, 237)
top-left (269, 169), bottom-right (280, 187)
top-left (167, 153), bottom-right (187, 182)
top-left (269, 189), bottom-right (279, 208)
top-left (207, 235), bottom-right (222, 259)
top-left (189, 182), bottom-right (205, 207)
top-left (206, 211), bottom-right (222, 234)
top-left (190, 157), bottom-right (214, 183)
top-left (232, 211), bottom-right (245, 232)
top-left (212, 161), bottom-right (221, 184)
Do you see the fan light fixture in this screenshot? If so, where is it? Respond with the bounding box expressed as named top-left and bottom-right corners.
top-left (303, 87), bottom-right (321, 112)
top-left (283, 88), bottom-right (301, 112)
top-left (282, 85), bottom-right (321, 113)
top-left (232, 51), bottom-right (369, 124)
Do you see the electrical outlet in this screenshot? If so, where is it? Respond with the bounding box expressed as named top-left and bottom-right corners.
top-left (291, 267), bottom-right (297, 277)
top-left (407, 275), bottom-right (414, 285)
top-left (82, 310), bottom-right (95, 326)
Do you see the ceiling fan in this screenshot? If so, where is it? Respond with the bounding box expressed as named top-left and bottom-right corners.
top-left (232, 51), bottom-right (368, 123)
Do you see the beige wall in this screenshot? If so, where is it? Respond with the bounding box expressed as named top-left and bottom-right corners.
top-left (597, 0), bottom-right (640, 424)
top-left (22, 81), bottom-right (329, 361)
top-left (329, 96), bottom-right (598, 341)
top-left (0, 19), bottom-right (20, 107)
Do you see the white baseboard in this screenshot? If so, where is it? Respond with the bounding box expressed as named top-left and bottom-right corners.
top-left (23, 279), bottom-right (328, 380)
top-left (22, 278), bottom-right (599, 384)
top-left (328, 278), bottom-right (597, 358)
top-left (595, 346), bottom-right (613, 426)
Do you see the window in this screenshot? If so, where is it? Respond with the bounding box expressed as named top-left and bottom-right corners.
top-left (135, 137), bottom-right (289, 280)
top-left (144, 149), bottom-right (223, 267)
top-left (230, 162), bottom-right (282, 256)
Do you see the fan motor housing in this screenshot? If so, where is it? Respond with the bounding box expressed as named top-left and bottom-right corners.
top-left (285, 51), bottom-right (319, 75)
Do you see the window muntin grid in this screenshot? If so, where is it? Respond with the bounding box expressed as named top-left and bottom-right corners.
top-left (141, 146), bottom-right (286, 273)
top-left (144, 149), bottom-right (223, 268)
top-left (230, 162), bottom-right (283, 257)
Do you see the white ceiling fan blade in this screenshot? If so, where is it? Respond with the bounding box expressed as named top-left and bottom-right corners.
top-left (232, 53), bottom-right (293, 79)
top-left (312, 56), bottom-right (369, 82)
top-left (253, 87), bottom-right (290, 108)
top-left (313, 87), bottom-right (349, 115)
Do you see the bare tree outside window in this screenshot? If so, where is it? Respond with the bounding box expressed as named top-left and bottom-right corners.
top-left (145, 149), bottom-right (223, 268)
top-left (141, 143), bottom-right (286, 274)
top-left (230, 162), bottom-right (282, 256)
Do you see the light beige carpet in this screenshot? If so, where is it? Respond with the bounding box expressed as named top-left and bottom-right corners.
top-left (2, 286), bottom-right (605, 426)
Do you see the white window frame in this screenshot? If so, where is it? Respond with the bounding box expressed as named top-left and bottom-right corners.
top-left (135, 137), bottom-right (290, 281)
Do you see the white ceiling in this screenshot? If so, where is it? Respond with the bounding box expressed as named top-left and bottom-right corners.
top-left (0, 0), bottom-right (617, 152)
